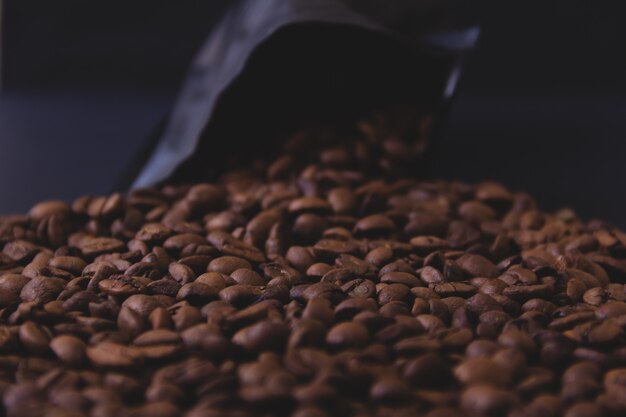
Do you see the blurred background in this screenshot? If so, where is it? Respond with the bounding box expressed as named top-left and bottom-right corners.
top-left (1, 0), bottom-right (625, 226)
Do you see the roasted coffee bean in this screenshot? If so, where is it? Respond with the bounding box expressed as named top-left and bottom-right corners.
top-left (163, 233), bottom-right (206, 252)
top-left (170, 303), bottom-right (202, 331)
top-left (230, 268), bottom-right (264, 286)
top-left (326, 322), bottom-right (369, 349)
top-left (20, 276), bottom-right (65, 304)
top-left (456, 254), bottom-right (499, 278)
top-left (195, 272), bottom-right (227, 290)
top-left (404, 353), bottom-right (451, 388)
top-left (354, 214), bottom-right (395, 237)
top-left (232, 320), bottom-right (289, 352)
top-left (289, 197), bottom-right (332, 215)
top-left (461, 384), bottom-right (517, 416)
top-left (133, 329), bottom-right (182, 360)
top-left (147, 278), bottom-right (181, 297)
top-left (122, 294), bottom-right (165, 318)
top-left (176, 282), bottom-right (219, 305)
top-left (207, 231), bottom-right (266, 263)
top-left (342, 279), bottom-right (376, 299)
top-left (78, 236), bottom-right (125, 257)
top-left (454, 357), bottom-right (513, 386)
top-left (0, 273), bottom-right (31, 294)
top-left (149, 307), bottom-right (174, 330)
top-left (86, 342), bottom-right (142, 368)
top-left (168, 262), bottom-right (196, 285)
top-left (380, 271), bottom-right (421, 287)
top-left (99, 275), bottom-right (150, 297)
top-left (3, 240), bottom-right (40, 263)
top-left (313, 239), bottom-right (359, 259)
top-left (48, 256), bottom-right (86, 276)
top-left (207, 256), bottom-right (252, 274)
top-left (378, 283), bottom-right (411, 304)
top-left (50, 335), bottom-right (87, 366)
top-left (118, 306), bottom-right (146, 337)
top-left (29, 200), bottom-right (71, 221)
top-left (4, 110), bottom-right (626, 415)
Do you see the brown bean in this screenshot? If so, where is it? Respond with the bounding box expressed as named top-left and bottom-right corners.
top-left (50, 335), bottom-right (87, 366)
top-left (20, 276), bottom-right (65, 304)
top-left (460, 384), bottom-right (517, 416)
top-left (86, 343), bottom-right (142, 368)
top-left (232, 320), bottom-right (289, 352)
top-left (326, 322), bottom-right (369, 349)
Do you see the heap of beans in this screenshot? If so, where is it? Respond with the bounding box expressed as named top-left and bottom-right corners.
top-left (1, 112), bottom-right (626, 417)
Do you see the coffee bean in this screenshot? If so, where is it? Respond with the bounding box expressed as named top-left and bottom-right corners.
top-left (454, 357), bottom-right (513, 386)
top-left (405, 211), bottom-right (447, 237)
top-left (364, 246), bottom-right (393, 267)
top-left (50, 335), bottom-right (87, 366)
top-left (378, 283), bottom-right (411, 304)
top-left (459, 201), bottom-right (497, 223)
top-left (20, 276), bottom-right (65, 304)
top-left (404, 353), bottom-right (451, 388)
top-left (503, 283), bottom-right (553, 302)
top-left (288, 197), bottom-right (331, 215)
top-left (380, 271), bottom-right (421, 287)
top-left (117, 306), bottom-right (145, 337)
top-left (326, 322), bottom-right (369, 349)
top-left (302, 282), bottom-right (345, 304)
top-left (207, 231), bottom-right (266, 263)
top-left (3, 240), bottom-right (39, 263)
top-left (460, 384), bottom-right (517, 416)
top-left (313, 239), bottom-right (359, 259)
top-left (354, 214), bottom-right (395, 237)
top-left (369, 377), bottom-right (412, 402)
top-left (219, 284), bottom-right (255, 307)
top-left (342, 279), bottom-right (376, 299)
top-left (99, 276), bottom-right (150, 297)
top-left (456, 254), bottom-right (499, 278)
top-left (170, 303), bottom-right (202, 331)
top-left (229, 268), bottom-right (264, 286)
top-left (432, 282), bottom-right (476, 298)
top-left (167, 262), bottom-right (196, 285)
top-left (133, 329), bottom-right (182, 360)
top-left (86, 342), bottom-right (142, 368)
top-left (48, 256), bottom-right (86, 276)
top-left (195, 272), bottom-right (227, 290)
top-left (207, 256), bottom-right (252, 275)
top-left (232, 320), bottom-right (289, 352)
top-left (148, 307), bottom-right (173, 330)
top-left (176, 282), bottom-right (218, 305)
top-left (498, 329), bottom-right (536, 354)
top-left (418, 266), bottom-right (445, 284)
top-left (185, 183), bottom-right (224, 211)
top-left (78, 237), bottom-right (125, 258)
top-left (4, 109), bottom-right (626, 415)
top-left (146, 278), bottom-right (180, 297)
top-left (163, 233), bottom-right (206, 252)
top-left (410, 236), bottom-right (448, 254)
top-left (0, 273), bottom-right (31, 294)
top-left (29, 200), bottom-right (71, 222)
top-left (135, 223), bottom-right (172, 244)
top-left (18, 321), bottom-right (50, 354)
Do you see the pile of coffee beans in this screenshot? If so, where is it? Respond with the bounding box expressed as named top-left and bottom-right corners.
top-left (1, 111), bottom-right (626, 417)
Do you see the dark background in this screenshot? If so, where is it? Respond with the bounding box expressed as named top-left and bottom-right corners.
top-left (1, 0), bottom-right (625, 226)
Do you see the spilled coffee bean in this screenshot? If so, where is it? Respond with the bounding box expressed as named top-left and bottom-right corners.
top-left (1, 109), bottom-right (626, 417)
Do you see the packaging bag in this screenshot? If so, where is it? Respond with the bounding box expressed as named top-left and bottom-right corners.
top-left (131, 0), bottom-right (479, 188)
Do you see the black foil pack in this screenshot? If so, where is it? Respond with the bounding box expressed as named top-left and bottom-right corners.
top-left (131, 0), bottom-right (479, 188)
